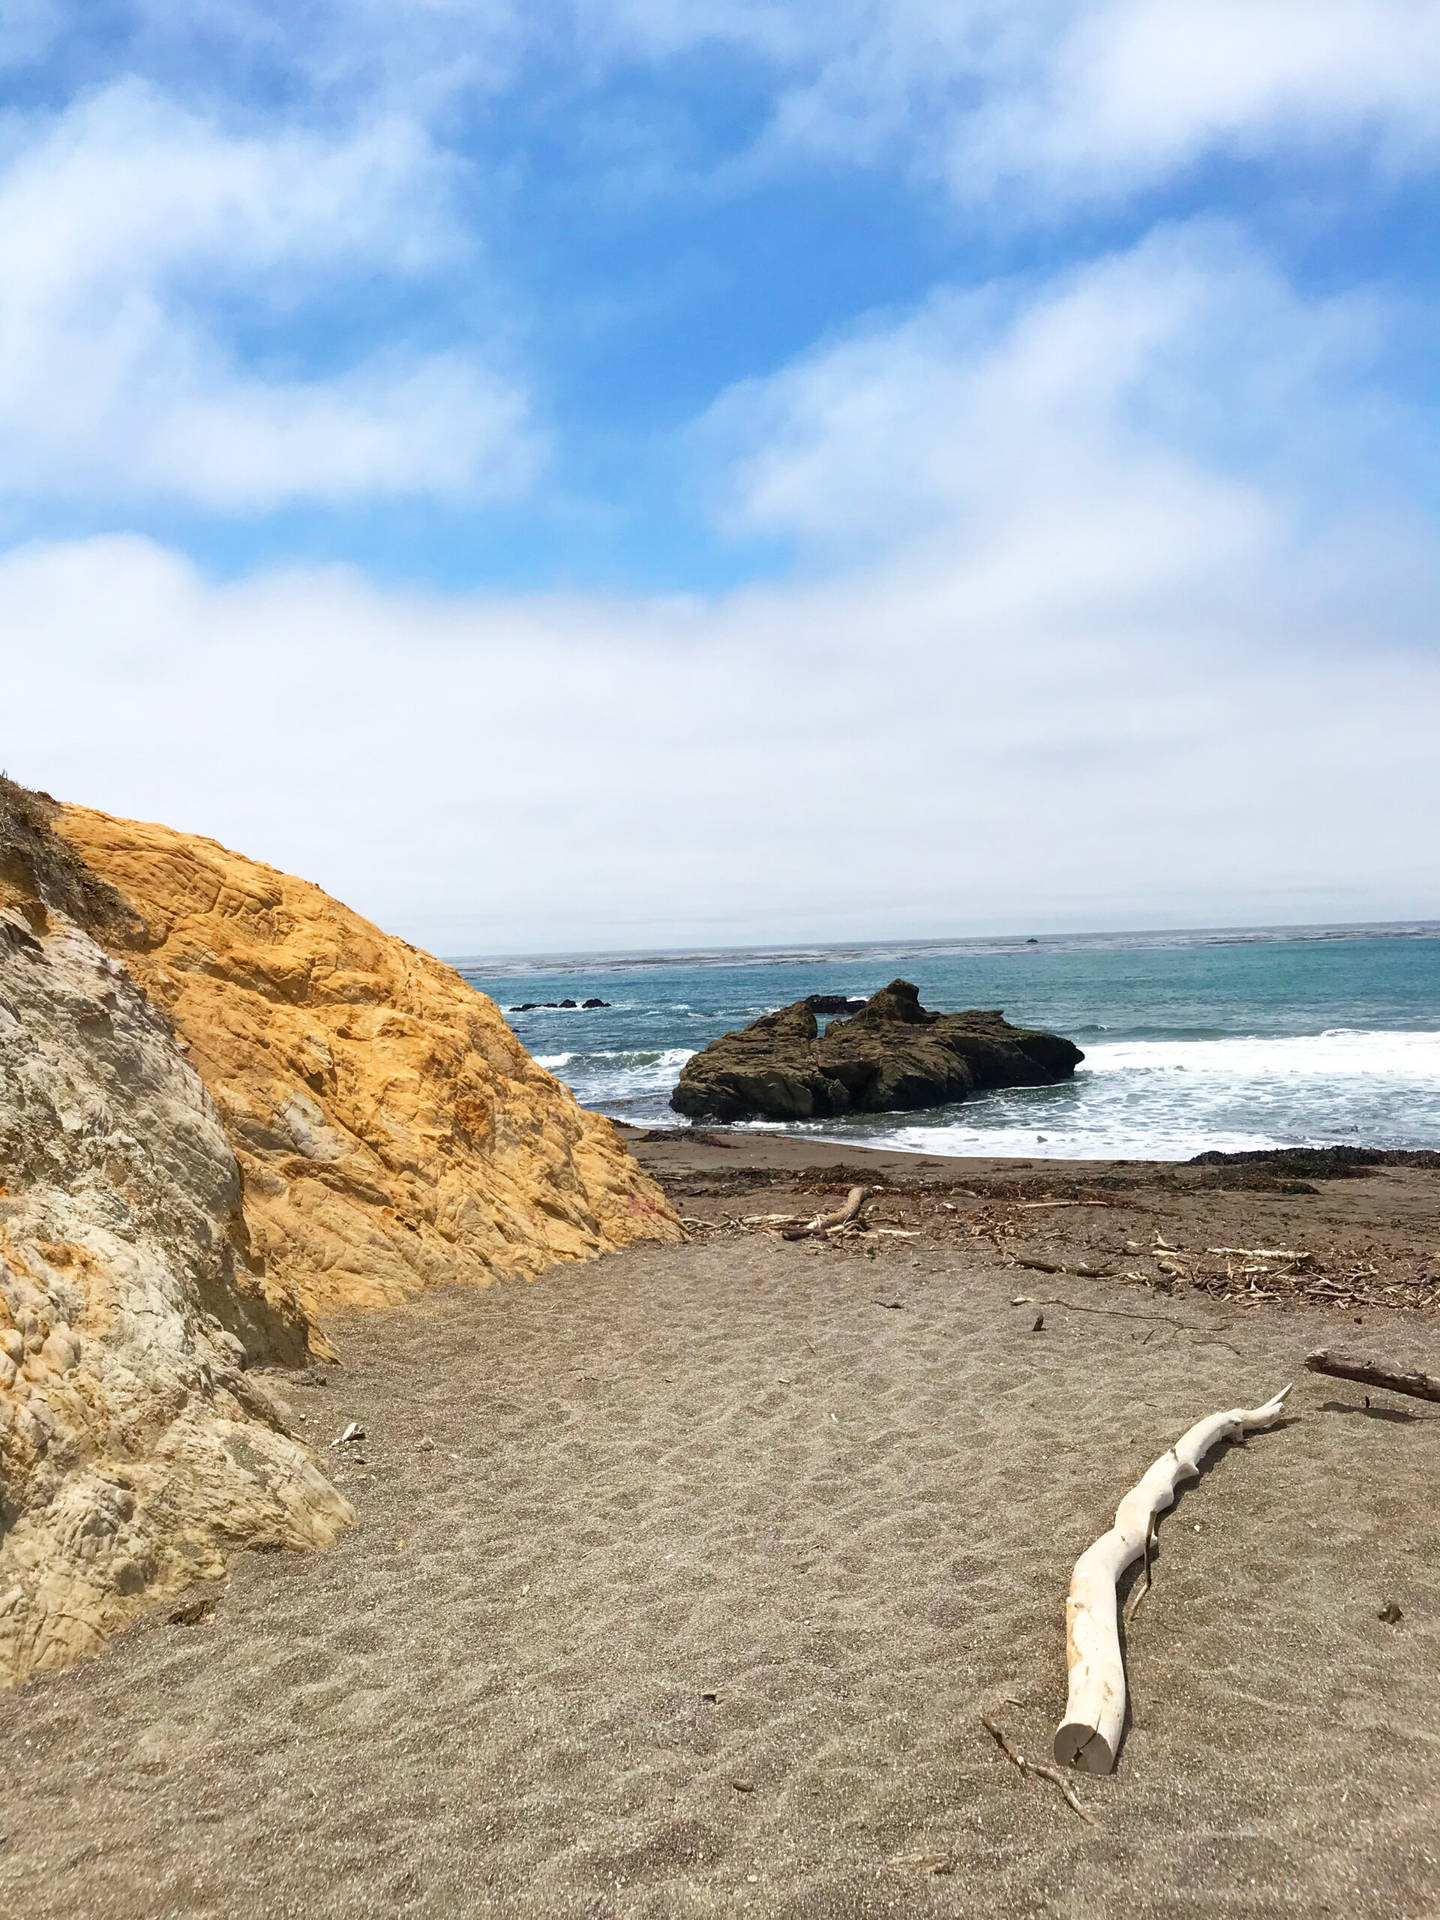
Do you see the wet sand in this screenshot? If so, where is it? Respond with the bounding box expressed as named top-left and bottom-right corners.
top-left (3, 1135), bottom-right (1438, 1919)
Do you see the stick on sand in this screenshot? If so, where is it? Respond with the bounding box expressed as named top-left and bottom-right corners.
top-left (1054, 1385), bottom-right (1291, 1776)
top-left (1305, 1349), bottom-right (1440, 1403)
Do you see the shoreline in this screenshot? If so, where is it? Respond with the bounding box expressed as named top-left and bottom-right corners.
top-left (618, 1122), bottom-right (1440, 1318)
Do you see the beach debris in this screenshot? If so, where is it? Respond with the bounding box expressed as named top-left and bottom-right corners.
top-left (731, 1778), bottom-right (755, 1793)
top-left (1013, 1256), bottom-right (1116, 1279)
top-left (331, 1421), bottom-right (365, 1446)
top-left (1054, 1384), bottom-right (1290, 1776)
top-left (417, 1435), bottom-right (435, 1451)
top-left (1016, 1199), bottom-right (1115, 1211)
top-left (1378, 1601), bottom-right (1404, 1625)
top-left (873, 1299), bottom-right (904, 1310)
top-left (1032, 1312), bottom-right (1045, 1331)
top-left (1304, 1348), bottom-right (1440, 1403)
top-left (890, 1849), bottom-right (956, 1874)
top-left (1208, 1247), bottom-right (1313, 1262)
top-left (1010, 1294), bottom-right (1222, 1334)
top-left (980, 1715), bottom-right (1097, 1827)
top-left (781, 1185), bottom-right (871, 1241)
top-left (1153, 1232), bottom-right (1177, 1250)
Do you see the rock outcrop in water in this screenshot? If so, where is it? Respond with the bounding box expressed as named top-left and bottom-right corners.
top-left (0, 781), bottom-right (680, 1687)
top-left (58, 804), bottom-right (681, 1318)
top-left (670, 979), bottom-right (1083, 1123)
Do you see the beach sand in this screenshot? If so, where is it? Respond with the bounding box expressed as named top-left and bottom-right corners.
top-left (2, 1134), bottom-right (1438, 1919)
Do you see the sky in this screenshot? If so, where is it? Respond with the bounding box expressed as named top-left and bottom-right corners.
top-left (3, 1), bottom-right (1439, 954)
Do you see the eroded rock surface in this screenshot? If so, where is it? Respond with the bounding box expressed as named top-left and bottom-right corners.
top-left (58, 805), bottom-right (681, 1317)
top-left (0, 867), bottom-right (352, 1689)
top-left (671, 979), bottom-right (1083, 1123)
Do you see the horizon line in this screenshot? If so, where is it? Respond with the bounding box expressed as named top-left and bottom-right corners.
top-left (442, 915), bottom-right (1440, 971)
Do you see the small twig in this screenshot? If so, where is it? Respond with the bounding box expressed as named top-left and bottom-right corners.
top-left (980, 1715), bottom-right (1098, 1827)
top-left (1013, 1200), bottom-right (1116, 1211)
top-left (1010, 1295), bottom-right (1229, 1334)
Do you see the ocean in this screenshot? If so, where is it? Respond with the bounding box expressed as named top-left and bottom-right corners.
top-left (454, 925), bottom-right (1440, 1161)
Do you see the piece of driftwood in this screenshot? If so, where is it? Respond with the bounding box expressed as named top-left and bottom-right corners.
top-left (1305, 1349), bottom-right (1440, 1403)
top-left (981, 1715), bottom-right (1097, 1826)
top-left (1208, 1246), bottom-right (1312, 1262)
top-left (781, 1185), bottom-right (870, 1240)
top-left (1053, 1384), bottom-right (1290, 1776)
top-left (1013, 1256), bottom-right (1117, 1278)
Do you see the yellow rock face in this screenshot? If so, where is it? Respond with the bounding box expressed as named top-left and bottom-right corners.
top-left (58, 806), bottom-right (680, 1328)
top-left (0, 858), bottom-right (353, 1690)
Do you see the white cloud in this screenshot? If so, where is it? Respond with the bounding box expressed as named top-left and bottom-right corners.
top-left (703, 222), bottom-right (1387, 586)
top-left (1, 508), bottom-right (1434, 955)
top-left (689, 0), bottom-right (1440, 204)
top-left (16, 4), bottom-right (1440, 212)
top-left (0, 82), bottom-right (542, 511)
top-left (4, 215), bottom-right (1437, 963)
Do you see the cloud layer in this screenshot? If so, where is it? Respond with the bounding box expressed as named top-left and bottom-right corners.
top-left (0, 82), bottom-right (540, 511)
top-left (5, 226), bottom-right (1436, 950)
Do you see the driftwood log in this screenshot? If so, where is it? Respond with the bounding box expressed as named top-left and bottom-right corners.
top-left (1054, 1385), bottom-right (1291, 1776)
top-left (781, 1186), bottom-right (870, 1240)
top-left (1305, 1348), bottom-right (1440, 1403)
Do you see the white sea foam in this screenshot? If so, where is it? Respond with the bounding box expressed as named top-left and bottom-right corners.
top-left (736, 1029), bottom-right (1440, 1161)
top-left (1081, 1029), bottom-right (1440, 1079)
top-left (544, 1046), bottom-right (697, 1107)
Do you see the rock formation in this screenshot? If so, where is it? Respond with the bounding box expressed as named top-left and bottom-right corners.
top-left (0, 786), bottom-right (353, 1689)
top-left (670, 979), bottom-right (1083, 1123)
top-left (58, 804), bottom-right (681, 1319)
top-left (1, 782), bottom-right (680, 1688)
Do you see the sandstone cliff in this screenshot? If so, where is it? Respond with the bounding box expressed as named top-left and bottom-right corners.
top-left (57, 805), bottom-right (681, 1322)
top-left (0, 792), bottom-right (353, 1689)
top-left (0, 784), bottom-right (679, 1689)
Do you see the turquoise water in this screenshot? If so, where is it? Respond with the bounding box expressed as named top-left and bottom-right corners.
top-left (455, 925), bottom-right (1440, 1160)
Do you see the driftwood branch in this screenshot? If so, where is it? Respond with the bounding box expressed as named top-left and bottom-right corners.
top-left (1207, 1247), bottom-right (1312, 1262)
top-left (980, 1715), bottom-right (1098, 1827)
top-left (782, 1186), bottom-right (870, 1240)
top-left (1305, 1349), bottom-right (1440, 1404)
top-left (1054, 1385), bottom-right (1291, 1776)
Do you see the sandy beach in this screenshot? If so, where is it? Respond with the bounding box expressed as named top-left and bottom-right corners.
top-left (3, 1133), bottom-right (1438, 1920)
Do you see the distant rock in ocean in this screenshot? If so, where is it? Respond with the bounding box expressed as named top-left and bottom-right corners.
top-left (671, 979), bottom-right (1083, 1123)
top-left (0, 780), bottom-right (678, 1689)
top-left (510, 998), bottom-right (611, 1011)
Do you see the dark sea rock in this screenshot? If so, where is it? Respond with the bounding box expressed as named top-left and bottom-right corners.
top-left (804, 993), bottom-right (867, 1014)
top-left (670, 979), bottom-right (1083, 1123)
top-left (509, 998), bottom-right (611, 1011)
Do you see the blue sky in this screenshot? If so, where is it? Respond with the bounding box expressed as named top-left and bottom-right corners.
top-left (4, 2), bottom-right (1439, 950)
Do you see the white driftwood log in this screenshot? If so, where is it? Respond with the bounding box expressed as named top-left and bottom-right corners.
top-left (781, 1186), bottom-right (870, 1240)
top-left (1053, 1384), bottom-right (1290, 1775)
